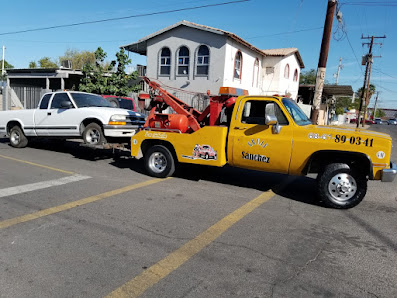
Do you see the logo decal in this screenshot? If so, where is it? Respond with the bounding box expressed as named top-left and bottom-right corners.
top-left (376, 151), bottom-right (385, 159)
top-left (247, 138), bottom-right (268, 149)
top-left (242, 151), bottom-right (270, 163)
top-left (182, 144), bottom-right (217, 161)
top-left (144, 131), bottom-right (167, 139)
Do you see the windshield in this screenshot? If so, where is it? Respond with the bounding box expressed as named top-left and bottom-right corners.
top-left (71, 93), bottom-right (113, 108)
top-left (282, 98), bottom-right (312, 126)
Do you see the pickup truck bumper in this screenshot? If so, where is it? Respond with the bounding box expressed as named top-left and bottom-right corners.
top-left (103, 125), bottom-right (140, 137)
top-left (381, 162), bottom-right (397, 182)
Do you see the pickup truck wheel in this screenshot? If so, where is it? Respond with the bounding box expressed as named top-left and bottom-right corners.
top-left (144, 145), bottom-right (175, 178)
top-left (317, 163), bottom-right (367, 209)
top-left (9, 126), bottom-right (28, 148)
top-left (83, 123), bottom-right (105, 145)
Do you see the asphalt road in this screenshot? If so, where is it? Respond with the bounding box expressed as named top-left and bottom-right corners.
top-left (0, 125), bottom-right (396, 298)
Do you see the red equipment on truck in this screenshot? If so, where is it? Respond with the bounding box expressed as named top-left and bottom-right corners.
top-left (138, 77), bottom-right (248, 132)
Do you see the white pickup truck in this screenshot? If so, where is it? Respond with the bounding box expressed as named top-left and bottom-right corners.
top-left (0, 91), bottom-right (146, 148)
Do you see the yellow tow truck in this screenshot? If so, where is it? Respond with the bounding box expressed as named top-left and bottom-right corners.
top-left (131, 77), bottom-right (396, 209)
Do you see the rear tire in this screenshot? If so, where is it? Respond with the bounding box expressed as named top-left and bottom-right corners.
top-left (317, 163), bottom-right (367, 209)
top-left (144, 145), bottom-right (175, 178)
top-left (83, 123), bottom-right (105, 145)
top-left (9, 125), bottom-right (28, 148)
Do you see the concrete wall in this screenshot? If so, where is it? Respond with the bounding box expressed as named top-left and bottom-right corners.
top-left (222, 40), bottom-right (262, 94)
top-left (261, 54), bottom-right (301, 99)
top-left (146, 26), bottom-right (227, 95)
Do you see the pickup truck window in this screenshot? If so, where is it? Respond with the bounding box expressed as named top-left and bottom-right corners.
top-left (39, 94), bottom-right (51, 109)
top-left (241, 100), bottom-right (288, 125)
top-left (51, 93), bottom-right (72, 109)
top-left (282, 98), bottom-right (311, 126)
top-left (71, 93), bottom-right (113, 108)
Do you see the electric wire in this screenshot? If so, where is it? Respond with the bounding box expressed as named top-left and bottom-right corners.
top-left (0, 0), bottom-right (250, 36)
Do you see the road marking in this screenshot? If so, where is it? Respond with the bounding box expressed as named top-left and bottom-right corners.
top-left (0, 178), bottom-right (170, 230)
top-left (0, 174), bottom-right (91, 198)
top-left (106, 190), bottom-right (275, 298)
top-left (0, 154), bottom-right (75, 175)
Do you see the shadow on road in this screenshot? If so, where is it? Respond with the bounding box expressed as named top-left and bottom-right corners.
top-left (0, 137), bottom-right (323, 207)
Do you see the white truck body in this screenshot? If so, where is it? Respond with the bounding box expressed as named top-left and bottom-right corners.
top-left (0, 91), bottom-right (146, 145)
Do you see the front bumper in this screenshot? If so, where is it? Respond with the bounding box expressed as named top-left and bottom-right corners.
top-left (381, 162), bottom-right (397, 182)
top-left (103, 125), bottom-right (140, 137)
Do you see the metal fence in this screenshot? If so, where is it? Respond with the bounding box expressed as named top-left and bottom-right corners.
top-left (12, 86), bottom-right (43, 109)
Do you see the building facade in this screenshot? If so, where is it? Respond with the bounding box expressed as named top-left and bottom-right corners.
top-left (122, 21), bottom-right (304, 100)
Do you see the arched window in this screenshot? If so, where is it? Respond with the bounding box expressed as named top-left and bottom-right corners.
top-left (293, 69), bottom-right (298, 82)
top-left (196, 45), bottom-right (209, 75)
top-left (159, 47), bottom-right (171, 75)
top-left (234, 51), bottom-right (242, 80)
top-left (252, 58), bottom-right (259, 87)
top-left (177, 46), bottom-right (189, 76)
top-left (284, 64), bottom-right (290, 79)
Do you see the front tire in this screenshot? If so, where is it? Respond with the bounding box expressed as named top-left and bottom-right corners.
top-left (9, 125), bottom-right (28, 148)
top-left (144, 145), bottom-right (175, 178)
top-left (317, 163), bottom-right (367, 209)
top-left (83, 123), bottom-right (105, 145)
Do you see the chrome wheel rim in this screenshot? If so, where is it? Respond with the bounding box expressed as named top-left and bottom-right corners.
top-left (328, 173), bottom-right (357, 202)
top-left (86, 128), bottom-right (100, 144)
top-left (148, 152), bottom-right (167, 173)
top-left (10, 130), bottom-right (20, 145)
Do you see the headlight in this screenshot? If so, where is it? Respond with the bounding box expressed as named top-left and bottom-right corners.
top-left (109, 114), bottom-right (127, 125)
top-left (110, 115), bottom-right (127, 121)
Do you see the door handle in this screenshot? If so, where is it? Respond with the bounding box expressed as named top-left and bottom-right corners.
top-left (47, 112), bottom-right (51, 116)
top-left (234, 126), bottom-right (247, 130)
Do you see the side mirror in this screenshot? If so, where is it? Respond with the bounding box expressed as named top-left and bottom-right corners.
top-left (265, 115), bottom-right (282, 134)
top-left (60, 101), bottom-right (73, 109)
top-left (265, 115), bottom-right (277, 126)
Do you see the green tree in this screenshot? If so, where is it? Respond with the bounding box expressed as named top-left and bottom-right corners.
top-left (0, 60), bottom-right (14, 69)
top-left (0, 59), bottom-right (13, 80)
top-left (357, 84), bottom-right (376, 106)
top-left (79, 47), bottom-right (139, 96)
top-left (375, 109), bottom-right (385, 118)
top-left (59, 49), bottom-right (95, 70)
top-left (38, 57), bottom-right (58, 68)
top-left (299, 68), bottom-right (329, 85)
top-left (299, 69), bottom-right (317, 84)
top-left (29, 61), bottom-right (37, 68)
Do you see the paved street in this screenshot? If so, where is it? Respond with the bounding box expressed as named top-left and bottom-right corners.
top-left (0, 125), bottom-right (396, 298)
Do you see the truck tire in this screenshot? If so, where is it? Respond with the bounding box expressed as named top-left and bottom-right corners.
top-left (9, 125), bottom-right (28, 148)
top-left (317, 163), bottom-right (367, 209)
top-left (83, 123), bottom-right (105, 145)
top-left (144, 145), bottom-right (175, 178)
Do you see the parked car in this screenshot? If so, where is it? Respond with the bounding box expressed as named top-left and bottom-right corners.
top-left (374, 118), bottom-right (383, 124)
top-left (102, 95), bottom-right (137, 111)
top-left (0, 91), bottom-right (146, 148)
top-left (387, 118), bottom-right (397, 125)
top-left (349, 118), bottom-right (374, 125)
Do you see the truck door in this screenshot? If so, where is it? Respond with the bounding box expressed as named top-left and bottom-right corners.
top-left (228, 98), bottom-right (293, 174)
top-left (33, 93), bottom-right (52, 136)
top-left (35, 93), bottom-right (79, 136)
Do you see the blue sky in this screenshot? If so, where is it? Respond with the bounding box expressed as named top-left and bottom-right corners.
top-left (1, 0), bottom-right (396, 108)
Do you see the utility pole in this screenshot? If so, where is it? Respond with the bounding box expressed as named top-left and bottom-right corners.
top-left (372, 91), bottom-right (380, 119)
top-left (334, 57), bottom-right (343, 84)
top-left (1, 46), bottom-right (5, 76)
top-left (357, 35), bottom-right (385, 128)
top-left (311, 0), bottom-right (336, 124)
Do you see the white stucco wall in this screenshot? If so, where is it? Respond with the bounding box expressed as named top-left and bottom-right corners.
top-left (145, 26), bottom-right (228, 95)
top-left (144, 25), bottom-right (301, 99)
top-left (222, 41), bottom-right (262, 94)
top-left (261, 54), bottom-right (301, 99)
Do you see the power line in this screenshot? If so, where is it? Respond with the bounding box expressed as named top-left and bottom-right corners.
top-left (0, 0), bottom-right (250, 36)
top-left (246, 27), bottom-right (323, 39)
top-left (372, 67), bottom-right (397, 80)
top-left (343, 2), bottom-right (397, 6)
